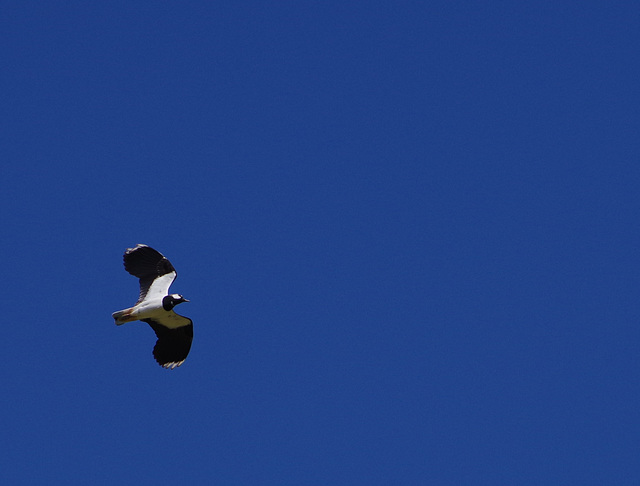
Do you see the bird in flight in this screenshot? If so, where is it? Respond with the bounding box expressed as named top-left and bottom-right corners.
top-left (112, 244), bottom-right (193, 369)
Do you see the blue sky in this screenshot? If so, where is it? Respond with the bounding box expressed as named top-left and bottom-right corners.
top-left (2, 1), bottom-right (640, 484)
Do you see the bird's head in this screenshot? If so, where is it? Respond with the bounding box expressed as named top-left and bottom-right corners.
top-left (162, 294), bottom-right (190, 311)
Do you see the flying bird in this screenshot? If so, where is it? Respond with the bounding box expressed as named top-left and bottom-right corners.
top-left (112, 244), bottom-right (193, 369)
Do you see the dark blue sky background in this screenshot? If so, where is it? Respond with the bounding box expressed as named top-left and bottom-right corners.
top-left (2, 2), bottom-right (640, 484)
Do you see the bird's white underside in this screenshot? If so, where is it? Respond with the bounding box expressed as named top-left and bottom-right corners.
top-left (142, 272), bottom-right (176, 303)
top-left (113, 270), bottom-right (189, 328)
top-left (124, 301), bottom-right (191, 329)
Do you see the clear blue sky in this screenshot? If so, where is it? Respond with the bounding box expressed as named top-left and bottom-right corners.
top-left (2, 2), bottom-right (639, 484)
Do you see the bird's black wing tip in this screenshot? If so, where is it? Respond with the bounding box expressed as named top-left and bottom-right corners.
top-left (143, 319), bottom-right (193, 370)
top-left (123, 245), bottom-right (175, 278)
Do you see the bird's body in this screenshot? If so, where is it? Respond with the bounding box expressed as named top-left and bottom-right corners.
top-left (112, 244), bottom-right (193, 369)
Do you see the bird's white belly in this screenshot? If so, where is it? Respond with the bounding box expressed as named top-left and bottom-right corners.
top-left (130, 301), bottom-right (166, 320)
top-left (128, 299), bottom-right (189, 329)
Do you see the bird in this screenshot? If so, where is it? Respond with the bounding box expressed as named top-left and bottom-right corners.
top-left (112, 244), bottom-right (193, 369)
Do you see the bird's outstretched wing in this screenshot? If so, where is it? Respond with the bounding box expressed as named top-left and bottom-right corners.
top-left (123, 244), bottom-right (176, 303)
top-left (143, 317), bottom-right (193, 369)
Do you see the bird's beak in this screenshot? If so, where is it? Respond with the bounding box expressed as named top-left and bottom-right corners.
top-left (182, 298), bottom-right (190, 302)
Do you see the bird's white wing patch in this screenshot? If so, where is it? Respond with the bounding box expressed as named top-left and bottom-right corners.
top-left (151, 310), bottom-right (192, 329)
top-left (140, 271), bottom-right (176, 303)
